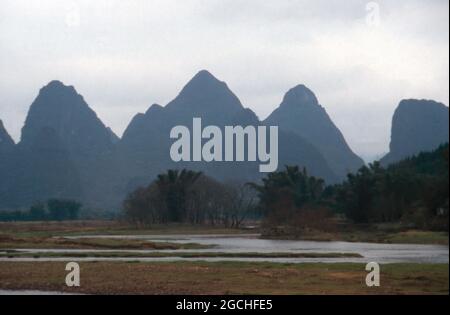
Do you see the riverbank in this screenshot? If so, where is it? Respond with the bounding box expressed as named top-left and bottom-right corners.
top-left (262, 225), bottom-right (449, 245)
top-left (0, 250), bottom-right (363, 259)
top-left (0, 221), bottom-right (246, 250)
top-left (0, 221), bottom-right (251, 238)
top-left (0, 261), bottom-right (447, 295)
top-left (0, 234), bottom-right (211, 250)
top-left (1, 221), bottom-right (448, 246)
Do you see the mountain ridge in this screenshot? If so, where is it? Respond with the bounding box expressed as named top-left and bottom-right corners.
top-left (380, 99), bottom-right (449, 166)
top-left (0, 119), bottom-right (15, 150)
top-left (117, 71), bottom-right (338, 197)
top-left (1, 71), bottom-right (448, 211)
top-left (265, 84), bottom-right (365, 178)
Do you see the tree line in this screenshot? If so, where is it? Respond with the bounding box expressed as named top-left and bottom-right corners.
top-left (3, 144), bottom-right (446, 231)
top-left (0, 199), bottom-right (82, 222)
top-left (123, 144), bottom-right (448, 231)
top-left (123, 169), bottom-right (257, 227)
top-left (333, 144), bottom-right (449, 230)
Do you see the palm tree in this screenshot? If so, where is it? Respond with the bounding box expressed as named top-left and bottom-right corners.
top-left (156, 169), bottom-right (202, 222)
top-left (248, 166), bottom-right (325, 220)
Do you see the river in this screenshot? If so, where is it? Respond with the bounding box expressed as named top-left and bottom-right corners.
top-left (1, 234), bottom-right (448, 264)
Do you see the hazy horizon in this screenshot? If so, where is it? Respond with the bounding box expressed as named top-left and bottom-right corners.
top-left (0, 0), bottom-right (449, 162)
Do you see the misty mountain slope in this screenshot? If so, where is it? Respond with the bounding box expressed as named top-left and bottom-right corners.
top-left (0, 120), bottom-right (15, 152)
top-left (0, 119), bottom-right (15, 173)
top-left (0, 120), bottom-right (16, 206)
top-left (116, 104), bottom-right (174, 192)
top-left (1, 127), bottom-right (82, 208)
top-left (381, 99), bottom-right (449, 166)
top-left (21, 80), bottom-right (116, 154)
top-left (2, 72), bottom-right (338, 210)
top-left (0, 119), bottom-right (15, 175)
top-left (265, 85), bottom-right (365, 179)
top-left (4, 81), bottom-right (117, 209)
top-left (118, 70), bottom-right (338, 195)
top-left (165, 70), bottom-right (245, 125)
top-left (117, 71), bottom-right (260, 191)
top-left (277, 129), bottom-right (338, 182)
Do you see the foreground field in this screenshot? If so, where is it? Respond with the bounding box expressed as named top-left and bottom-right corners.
top-left (0, 261), bottom-right (447, 295)
top-left (0, 222), bottom-right (448, 295)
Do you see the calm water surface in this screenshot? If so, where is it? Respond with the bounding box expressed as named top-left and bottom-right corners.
top-left (2, 234), bottom-right (448, 264)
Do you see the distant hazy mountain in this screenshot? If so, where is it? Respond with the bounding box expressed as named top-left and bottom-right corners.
top-left (6, 127), bottom-right (83, 207)
top-left (117, 70), bottom-right (251, 184)
top-left (0, 120), bottom-right (16, 205)
top-left (165, 70), bottom-right (245, 124)
top-left (381, 99), bottom-right (449, 166)
top-left (265, 85), bottom-right (364, 178)
top-left (2, 71), bottom-right (382, 211)
top-left (0, 120), bottom-right (14, 152)
top-left (1, 81), bottom-right (117, 209)
top-left (0, 120), bottom-right (14, 165)
top-left (118, 71), bottom-right (337, 195)
top-left (21, 80), bottom-right (116, 155)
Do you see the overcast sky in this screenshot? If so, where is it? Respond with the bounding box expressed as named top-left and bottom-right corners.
top-left (0, 0), bottom-right (448, 161)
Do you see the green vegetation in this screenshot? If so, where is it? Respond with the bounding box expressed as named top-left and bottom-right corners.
top-left (0, 261), bottom-right (447, 295)
top-left (334, 144), bottom-right (449, 228)
top-left (249, 166), bottom-right (330, 229)
top-left (0, 199), bottom-right (82, 222)
top-left (123, 169), bottom-right (257, 227)
top-left (253, 145), bottom-right (449, 238)
top-left (1, 145), bottom-right (448, 245)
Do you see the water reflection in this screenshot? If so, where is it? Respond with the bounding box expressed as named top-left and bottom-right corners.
top-left (2, 234), bottom-right (448, 264)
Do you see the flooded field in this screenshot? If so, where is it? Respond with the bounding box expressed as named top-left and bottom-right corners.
top-left (1, 234), bottom-right (448, 264)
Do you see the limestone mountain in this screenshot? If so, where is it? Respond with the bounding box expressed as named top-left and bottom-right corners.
top-left (1, 81), bottom-right (117, 209)
top-left (265, 85), bottom-right (364, 179)
top-left (3, 127), bottom-right (82, 208)
top-left (165, 70), bottom-right (245, 125)
top-left (0, 120), bottom-right (15, 153)
top-left (381, 99), bottom-right (449, 166)
top-left (0, 120), bottom-right (16, 205)
top-left (1, 72), bottom-right (348, 210)
top-left (0, 119), bottom-right (15, 167)
top-left (0, 119), bottom-right (15, 173)
top-left (20, 80), bottom-right (116, 154)
top-left (117, 71), bottom-right (337, 195)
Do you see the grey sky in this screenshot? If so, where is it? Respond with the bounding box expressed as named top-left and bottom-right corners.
top-left (0, 0), bottom-right (448, 161)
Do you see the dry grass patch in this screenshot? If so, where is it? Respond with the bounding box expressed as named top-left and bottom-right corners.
top-left (0, 261), bottom-right (447, 295)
